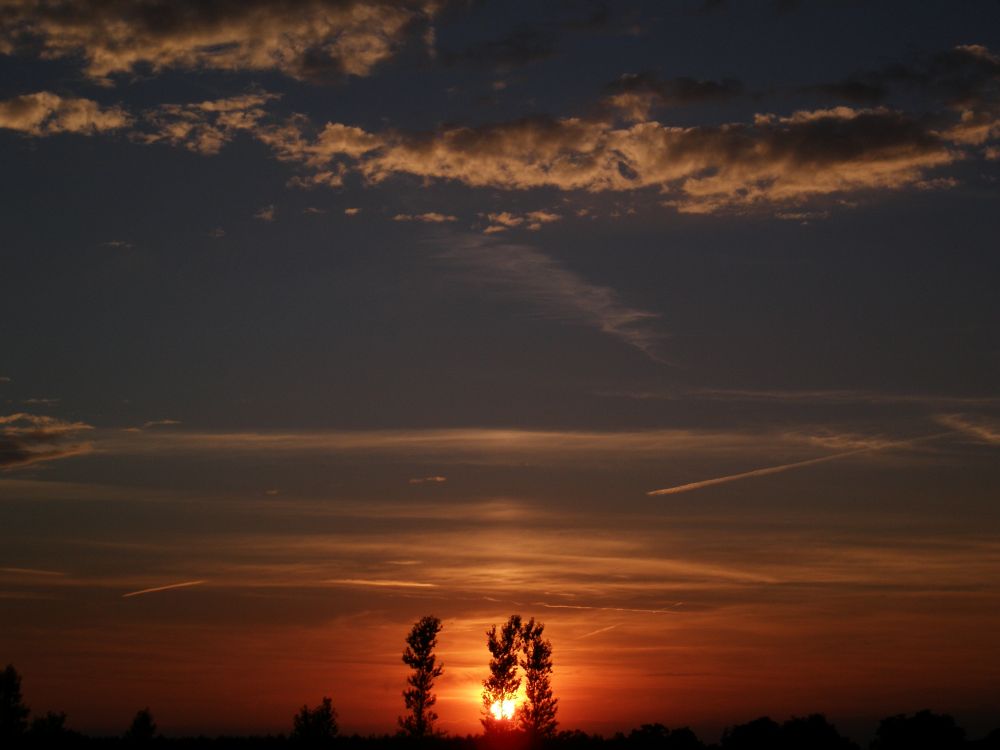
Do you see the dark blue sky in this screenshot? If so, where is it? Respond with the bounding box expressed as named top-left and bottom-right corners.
top-left (2, 0), bottom-right (1000, 740)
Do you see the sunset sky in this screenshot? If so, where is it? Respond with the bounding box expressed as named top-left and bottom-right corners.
top-left (3, 0), bottom-right (1000, 742)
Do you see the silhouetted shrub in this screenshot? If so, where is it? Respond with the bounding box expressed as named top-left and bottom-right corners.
top-left (871, 710), bottom-right (964, 750)
top-left (124, 708), bottom-right (158, 743)
top-left (291, 697), bottom-right (338, 745)
top-left (721, 717), bottom-right (781, 750)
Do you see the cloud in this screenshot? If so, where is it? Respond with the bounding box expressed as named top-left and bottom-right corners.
top-left (254, 204), bottom-right (277, 222)
top-left (408, 475), bottom-right (447, 484)
top-left (481, 210), bottom-right (561, 233)
top-left (647, 431), bottom-right (955, 496)
top-left (102, 240), bottom-right (134, 249)
top-left (0, 0), bottom-right (444, 83)
top-left (0, 91), bottom-right (129, 135)
top-left (122, 579), bottom-right (206, 598)
top-left (936, 414), bottom-right (1000, 444)
top-left (208, 227), bottom-right (226, 238)
top-left (136, 92), bottom-right (278, 155)
top-left (393, 212), bottom-right (457, 223)
top-left (0, 413), bottom-right (94, 470)
top-left (440, 23), bottom-right (555, 70)
top-left (812, 43), bottom-right (1000, 108)
top-left (325, 578), bottom-right (437, 588)
top-left (344, 207), bottom-right (362, 216)
top-left (264, 103), bottom-right (978, 214)
top-left (438, 236), bottom-right (667, 362)
top-left (604, 72), bottom-right (744, 120)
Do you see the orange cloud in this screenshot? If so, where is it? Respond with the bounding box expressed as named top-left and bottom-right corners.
top-left (263, 105), bottom-right (980, 214)
top-left (0, 413), bottom-right (94, 469)
top-left (0, 91), bottom-right (129, 135)
top-left (136, 92), bottom-right (278, 155)
top-left (0, 0), bottom-right (443, 83)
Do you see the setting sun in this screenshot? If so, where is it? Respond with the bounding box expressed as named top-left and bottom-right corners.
top-left (489, 700), bottom-right (517, 721)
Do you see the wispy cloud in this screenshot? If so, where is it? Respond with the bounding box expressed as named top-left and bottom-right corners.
top-left (254, 204), bottom-right (277, 222)
top-left (647, 431), bottom-right (955, 496)
top-left (325, 579), bottom-right (437, 589)
top-left (121, 579), bottom-right (206, 598)
top-left (0, 413), bottom-right (94, 470)
top-left (937, 414), bottom-right (1000, 444)
top-left (408, 475), bottom-right (447, 484)
top-left (393, 212), bottom-right (457, 223)
top-left (438, 236), bottom-right (667, 363)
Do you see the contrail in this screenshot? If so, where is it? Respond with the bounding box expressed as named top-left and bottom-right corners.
top-left (325, 578), bottom-right (437, 588)
top-left (122, 580), bottom-right (206, 598)
top-left (647, 431), bottom-right (955, 496)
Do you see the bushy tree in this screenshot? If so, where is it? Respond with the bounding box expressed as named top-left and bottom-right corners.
top-left (0, 664), bottom-right (30, 742)
top-left (721, 716), bottom-right (781, 749)
top-left (481, 614), bottom-right (522, 734)
top-left (399, 615), bottom-right (445, 738)
top-left (518, 618), bottom-right (558, 739)
top-left (123, 708), bottom-right (157, 743)
top-left (291, 697), bottom-right (338, 745)
top-left (871, 710), bottom-right (964, 750)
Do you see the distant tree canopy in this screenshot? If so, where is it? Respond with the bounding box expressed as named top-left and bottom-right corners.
top-left (399, 615), bottom-right (445, 738)
top-left (872, 710), bottom-right (965, 750)
top-left (124, 708), bottom-right (157, 743)
top-left (291, 697), bottom-right (338, 745)
top-left (0, 664), bottom-right (30, 742)
top-left (722, 714), bottom-right (858, 750)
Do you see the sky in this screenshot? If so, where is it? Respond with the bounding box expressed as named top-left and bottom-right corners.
top-left (2, 0), bottom-right (1000, 742)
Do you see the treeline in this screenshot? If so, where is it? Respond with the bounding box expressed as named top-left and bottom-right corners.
top-left (2, 711), bottom-right (1000, 749)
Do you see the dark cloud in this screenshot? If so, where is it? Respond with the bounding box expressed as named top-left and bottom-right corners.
top-left (440, 23), bottom-right (555, 70)
top-left (0, 413), bottom-right (93, 469)
top-left (812, 44), bottom-right (1000, 107)
top-left (604, 71), bottom-right (744, 119)
top-left (0, 0), bottom-right (444, 83)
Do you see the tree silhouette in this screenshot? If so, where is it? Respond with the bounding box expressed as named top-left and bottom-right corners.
top-left (123, 708), bottom-right (157, 743)
top-left (399, 615), bottom-right (445, 738)
top-left (518, 618), bottom-right (558, 739)
top-left (481, 614), bottom-right (522, 734)
top-left (0, 665), bottom-right (30, 743)
top-left (291, 697), bottom-right (338, 745)
top-left (871, 710), bottom-right (965, 750)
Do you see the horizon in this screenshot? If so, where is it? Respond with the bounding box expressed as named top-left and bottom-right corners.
top-left (2, 0), bottom-right (999, 742)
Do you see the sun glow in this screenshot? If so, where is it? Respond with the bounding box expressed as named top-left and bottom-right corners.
top-left (489, 699), bottom-right (517, 721)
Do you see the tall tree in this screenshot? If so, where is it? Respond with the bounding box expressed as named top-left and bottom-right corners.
top-left (0, 664), bottom-right (30, 743)
top-left (518, 618), bottom-right (558, 739)
top-left (399, 615), bottom-right (445, 738)
top-left (481, 614), bottom-right (522, 734)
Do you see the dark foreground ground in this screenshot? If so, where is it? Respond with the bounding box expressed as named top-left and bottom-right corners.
top-left (7, 711), bottom-right (1000, 750)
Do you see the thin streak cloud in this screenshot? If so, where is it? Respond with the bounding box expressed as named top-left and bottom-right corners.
top-left (647, 431), bottom-right (955, 496)
top-left (438, 236), bottom-right (667, 363)
top-left (121, 579), bottom-right (206, 598)
top-left (325, 578), bottom-right (437, 588)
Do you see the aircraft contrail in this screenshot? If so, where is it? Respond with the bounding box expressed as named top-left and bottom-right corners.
top-left (647, 431), bottom-right (955, 496)
top-left (122, 580), bottom-right (206, 598)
